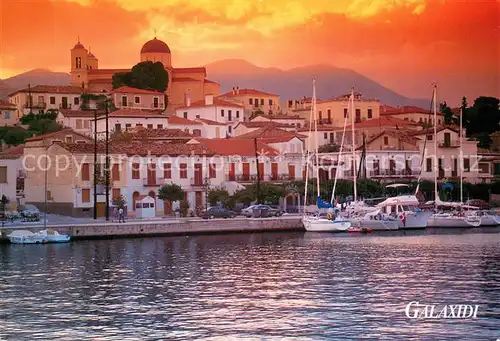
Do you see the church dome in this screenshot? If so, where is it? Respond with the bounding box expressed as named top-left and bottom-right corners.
top-left (72, 42), bottom-right (85, 50)
top-left (141, 37), bottom-right (171, 54)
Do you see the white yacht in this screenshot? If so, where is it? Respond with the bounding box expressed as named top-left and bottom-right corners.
top-left (376, 193), bottom-right (433, 229)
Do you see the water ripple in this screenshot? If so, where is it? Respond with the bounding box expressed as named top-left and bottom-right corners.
top-left (0, 231), bottom-right (499, 340)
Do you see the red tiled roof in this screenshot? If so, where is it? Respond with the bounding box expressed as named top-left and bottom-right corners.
top-left (254, 114), bottom-right (302, 120)
top-left (25, 129), bottom-right (91, 142)
top-left (177, 98), bottom-right (244, 109)
top-left (88, 69), bottom-right (130, 75)
top-left (360, 130), bottom-right (419, 150)
top-left (219, 88), bottom-right (279, 97)
top-left (192, 138), bottom-right (279, 156)
top-left (167, 115), bottom-right (202, 126)
top-left (129, 127), bottom-right (194, 139)
top-left (297, 124), bottom-right (344, 132)
top-left (236, 121), bottom-right (294, 129)
top-left (0, 145), bottom-right (24, 159)
top-left (96, 109), bottom-right (166, 120)
top-left (172, 77), bottom-right (199, 82)
top-left (9, 85), bottom-right (82, 97)
top-left (380, 105), bottom-right (435, 115)
top-left (346, 116), bottom-right (421, 129)
top-left (0, 99), bottom-right (16, 109)
top-left (111, 86), bottom-right (164, 95)
top-left (59, 109), bottom-right (96, 118)
top-left (173, 67), bottom-right (206, 75)
top-left (88, 79), bottom-right (113, 84)
top-left (204, 79), bottom-right (219, 84)
top-left (410, 125), bottom-right (459, 136)
top-left (260, 136), bottom-right (305, 144)
top-left (196, 118), bottom-right (228, 126)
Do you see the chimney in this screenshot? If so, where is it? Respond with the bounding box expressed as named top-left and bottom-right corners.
top-left (205, 94), bottom-right (214, 106)
top-left (232, 86), bottom-right (235, 95)
top-left (187, 94), bottom-right (191, 107)
top-left (236, 86), bottom-right (239, 95)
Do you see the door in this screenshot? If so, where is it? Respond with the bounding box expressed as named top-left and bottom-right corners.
top-left (194, 163), bottom-right (203, 185)
top-left (62, 97), bottom-right (68, 109)
top-left (96, 202), bottom-right (106, 217)
top-left (228, 110), bottom-right (232, 121)
top-left (195, 191), bottom-right (203, 208)
top-left (444, 132), bottom-right (451, 147)
top-left (242, 163), bottom-right (250, 181)
top-left (163, 200), bottom-right (172, 215)
top-left (288, 165), bottom-right (295, 180)
top-left (153, 97), bottom-right (159, 108)
top-left (229, 163), bottom-right (235, 181)
top-left (373, 160), bottom-right (380, 176)
top-left (356, 109), bottom-right (361, 123)
top-left (453, 158), bottom-right (458, 177)
top-left (147, 163), bottom-right (156, 185)
top-left (271, 163), bottom-right (278, 180)
top-left (258, 163), bottom-right (264, 180)
top-left (389, 159), bottom-right (396, 175)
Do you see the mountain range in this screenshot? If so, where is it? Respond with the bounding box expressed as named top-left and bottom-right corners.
top-left (0, 60), bottom-right (429, 107)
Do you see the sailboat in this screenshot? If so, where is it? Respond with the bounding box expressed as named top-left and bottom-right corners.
top-left (426, 85), bottom-right (480, 228)
top-left (302, 79), bottom-right (351, 232)
top-left (339, 88), bottom-right (399, 231)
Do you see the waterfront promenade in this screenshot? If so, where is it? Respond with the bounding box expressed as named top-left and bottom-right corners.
top-left (0, 214), bottom-right (303, 241)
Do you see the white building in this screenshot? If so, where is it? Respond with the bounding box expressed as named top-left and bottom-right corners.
top-left (0, 145), bottom-right (25, 207)
top-left (250, 114), bottom-right (305, 128)
top-left (57, 109), bottom-right (95, 136)
top-left (91, 109), bottom-right (168, 137)
top-left (111, 86), bottom-right (166, 111)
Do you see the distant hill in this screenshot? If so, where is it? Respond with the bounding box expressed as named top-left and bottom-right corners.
top-left (206, 59), bottom-right (429, 108)
top-left (0, 69), bottom-right (71, 99)
top-left (1, 62), bottom-right (429, 108)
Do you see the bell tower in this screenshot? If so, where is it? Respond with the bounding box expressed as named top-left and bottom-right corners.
top-left (70, 38), bottom-right (89, 88)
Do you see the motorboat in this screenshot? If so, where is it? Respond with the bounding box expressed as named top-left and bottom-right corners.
top-left (7, 229), bottom-right (71, 244)
top-left (376, 192), bottom-right (433, 229)
top-left (468, 210), bottom-right (500, 226)
top-left (302, 215), bottom-right (352, 232)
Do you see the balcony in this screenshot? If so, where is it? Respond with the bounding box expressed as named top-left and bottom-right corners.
top-left (59, 103), bottom-right (72, 110)
top-left (191, 177), bottom-right (209, 187)
top-left (24, 102), bottom-right (46, 109)
top-left (151, 103), bottom-right (165, 109)
top-left (368, 169), bottom-right (420, 177)
top-left (438, 141), bottom-right (460, 148)
top-left (143, 177), bottom-right (162, 186)
top-left (225, 174), bottom-right (293, 183)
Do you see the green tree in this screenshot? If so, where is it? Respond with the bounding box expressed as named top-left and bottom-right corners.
top-left (0, 127), bottom-right (31, 146)
top-left (318, 144), bottom-right (340, 153)
top-left (439, 101), bottom-right (455, 125)
top-left (464, 96), bottom-right (500, 148)
top-left (207, 187), bottom-right (230, 206)
top-left (28, 119), bottom-right (62, 136)
top-left (112, 61), bottom-right (169, 92)
top-left (158, 183), bottom-right (185, 203)
top-left (179, 199), bottom-right (190, 217)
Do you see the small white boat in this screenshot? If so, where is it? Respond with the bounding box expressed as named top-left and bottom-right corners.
top-left (471, 211), bottom-right (500, 226)
top-left (8, 229), bottom-right (71, 244)
top-left (348, 211), bottom-right (400, 231)
top-left (303, 215), bottom-right (351, 232)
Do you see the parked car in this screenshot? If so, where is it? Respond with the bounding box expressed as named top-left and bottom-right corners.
top-left (202, 207), bottom-right (236, 219)
top-left (242, 204), bottom-right (283, 217)
top-left (17, 204), bottom-right (40, 221)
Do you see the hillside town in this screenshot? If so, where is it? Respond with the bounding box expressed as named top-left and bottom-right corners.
top-left (0, 37), bottom-right (499, 218)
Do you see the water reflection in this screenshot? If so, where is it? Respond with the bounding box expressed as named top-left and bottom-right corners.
top-left (0, 231), bottom-right (499, 340)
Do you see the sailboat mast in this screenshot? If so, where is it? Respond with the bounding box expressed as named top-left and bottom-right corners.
top-left (313, 79), bottom-right (320, 197)
top-left (350, 87), bottom-right (357, 202)
top-left (460, 105), bottom-right (463, 204)
top-left (303, 88), bottom-right (315, 210)
top-left (433, 85), bottom-right (438, 210)
top-left (331, 98), bottom-right (349, 204)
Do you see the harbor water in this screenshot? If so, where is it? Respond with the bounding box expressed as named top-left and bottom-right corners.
top-left (0, 229), bottom-right (499, 340)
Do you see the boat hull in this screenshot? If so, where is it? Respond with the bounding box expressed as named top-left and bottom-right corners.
top-left (303, 217), bottom-right (352, 232)
top-left (349, 218), bottom-right (399, 231)
top-left (480, 215), bottom-right (500, 226)
top-left (8, 236), bottom-right (48, 244)
top-left (427, 215), bottom-right (480, 228)
top-left (399, 211), bottom-right (434, 229)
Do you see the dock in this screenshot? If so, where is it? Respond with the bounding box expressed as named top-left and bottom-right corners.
top-left (0, 216), bottom-right (304, 241)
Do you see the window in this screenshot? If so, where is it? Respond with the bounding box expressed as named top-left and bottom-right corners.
top-left (192, 129), bottom-right (201, 137)
top-left (164, 163), bottom-right (171, 179)
top-left (153, 97), bottom-right (159, 108)
top-left (147, 124), bottom-right (153, 129)
top-left (260, 98), bottom-right (264, 105)
top-left (478, 163), bottom-right (489, 174)
top-left (82, 189), bottom-right (90, 203)
top-left (367, 109), bottom-right (373, 119)
top-left (74, 97), bottom-right (80, 105)
top-left (114, 123), bottom-right (121, 132)
top-left (269, 99), bottom-right (273, 106)
top-left (134, 96), bottom-right (140, 104)
top-left (327, 109), bottom-right (331, 122)
top-left (444, 132), bottom-right (451, 146)
top-left (288, 164), bottom-right (295, 180)
top-left (136, 124), bottom-right (142, 127)
top-left (50, 97), bottom-right (56, 105)
top-left (236, 111), bottom-right (240, 118)
top-left (0, 166), bottom-right (7, 183)
top-left (228, 126), bottom-right (232, 134)
top-left (112, 188), bottom-right (121, 201)
top-left (180, 163), bottom-right (187, 178)
top-left (132, 163), bottom-right (140, 179)
top-left (121, 96), bottom-right (127, 107)
top-left (463, 158), bottom-right (470, 172)
top-left (427, 135), bottom-right (433, 141)
top-left (183, 112), bottom-right (188, 119)
top-left (324, 133), bottom-right (328, 139)
top-left (228, 110), bottom-right (232, 121)
top-left (65, 136), bottom-right (73, 143)
top-left (5, 111), bottom-right (10, 119)
top-left (125, 123), bottom-right (132, 130)
top-left (355, 109), bottom-right (361, 123)
top-left (195, 115), bottom-right (200, 119)
top-left (46, 190), bottom-right (53, 200)
top-left (81, 163), bottom-right (90, 181)
top-left (384, 136), bottom-right (389, 145)
top-left (426, 158), bottom-right (432, 172)
top-left (254, 98), bottom-right (259, 107)
top-left (249, 98), bottom-right (253, 105)
top-left (221, 109), bottom-right (225, 117)
top-left (84, 120), bottom-right (90, 129)
top-left (344, 108), bottom-right (348, 118)
top-left (75, 119), bottom-right (82, 129)
top-left (157, 124), bottom-right (163, 129)
top-left (319, 110), bottom-right (322, 121)
top-left (76, 57), bottom-right (82, 68)
top-left (209, 164), bottom-right (216, 178)
top-left (112, 164), bottom-right (120, 181)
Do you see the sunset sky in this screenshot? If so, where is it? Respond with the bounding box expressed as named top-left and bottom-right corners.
top-left (0, 0), bottom-right (498, 103)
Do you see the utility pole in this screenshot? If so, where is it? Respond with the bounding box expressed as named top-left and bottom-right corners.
top-left (93, 109), bottom-right (97, 219)
top-left (28, 84), bottom-right (33, 114)
top-left (105, 101), bottom-right (110, 221)
top-left (254, 138), bottom-right (261, 204)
